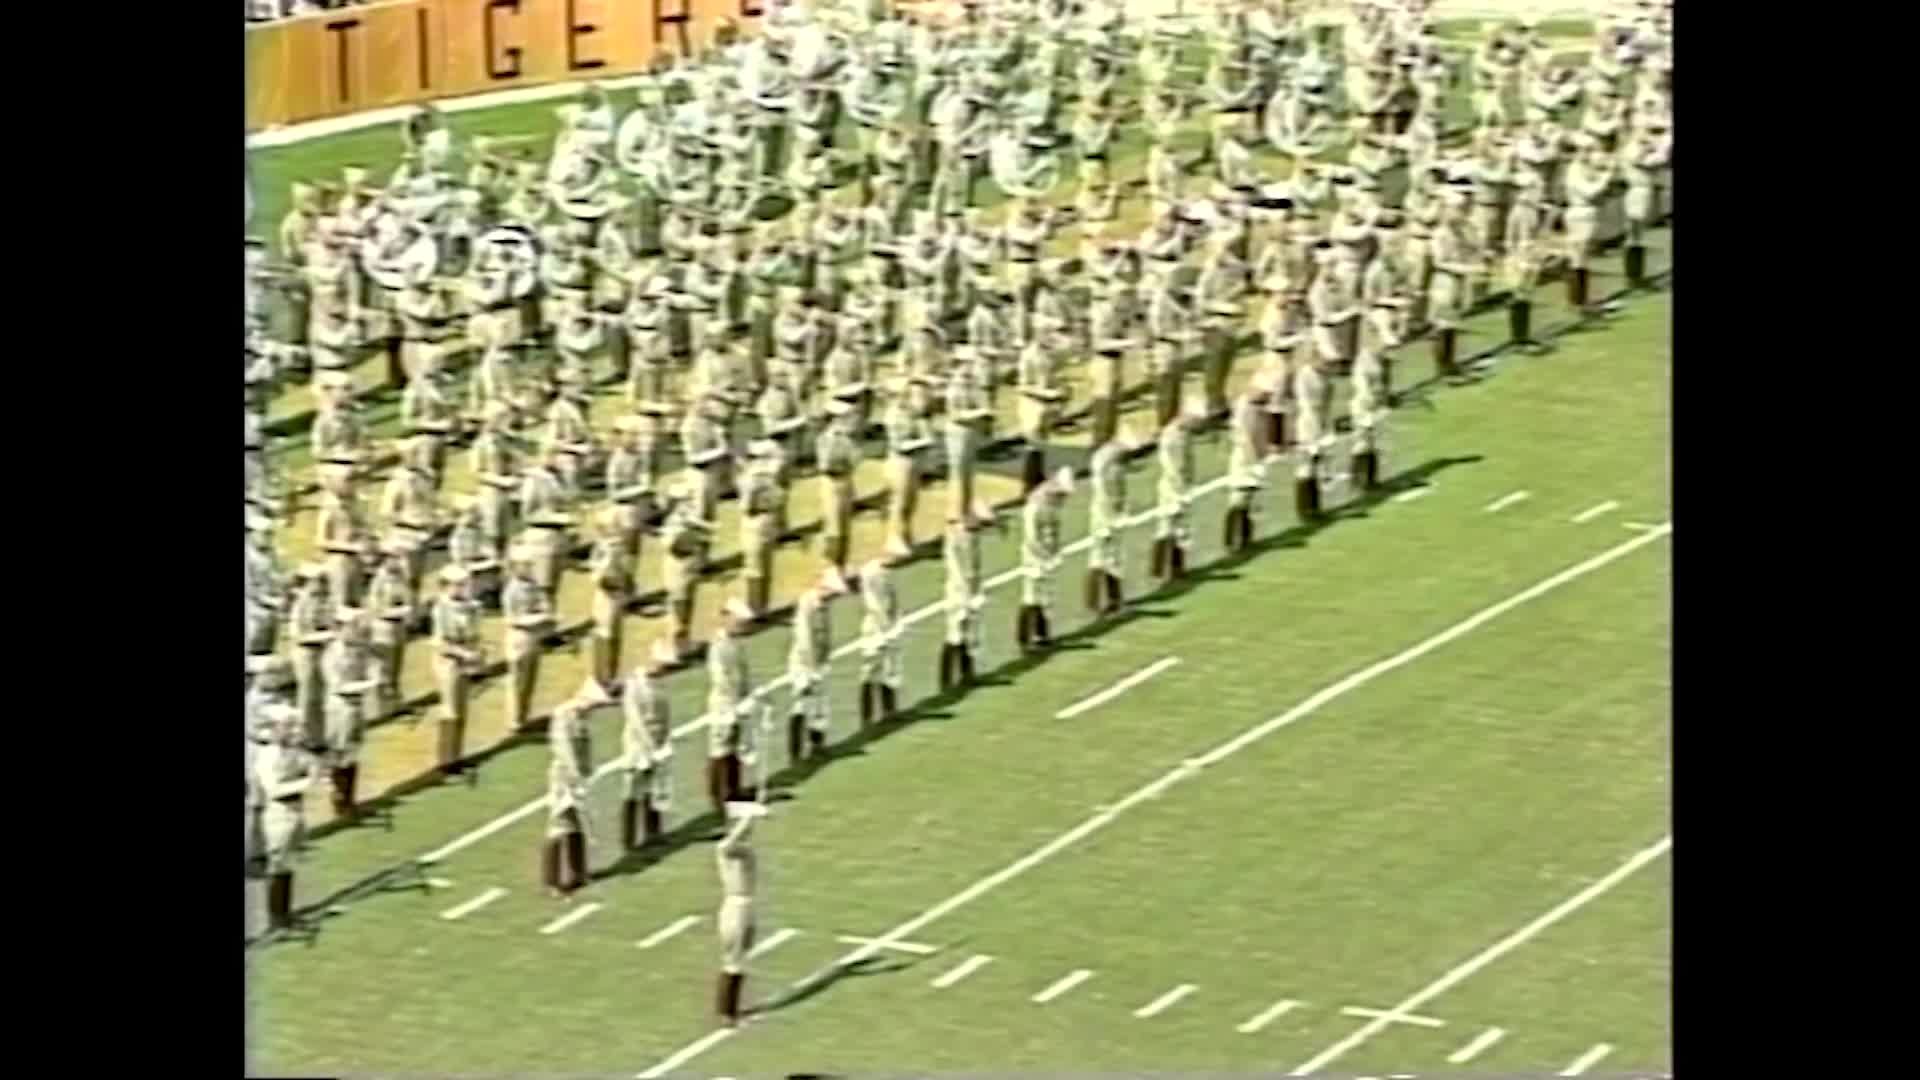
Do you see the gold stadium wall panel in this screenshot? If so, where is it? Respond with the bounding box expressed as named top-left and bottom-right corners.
top-left (246, 0), bottom-right (768, 131)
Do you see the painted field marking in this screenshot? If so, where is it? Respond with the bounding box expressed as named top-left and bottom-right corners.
top-left (1560, 1043), bottom-right (1616, 1076)
top-left (1340, 1006), bottom-right (1445, 1028)
top-left (1056, 656), bottom-right (1182, 720)
top-left (1572, 501), bottom-right (1621, 524)
top-left (748, 928), bottom-right (798, 959)
top-left (932, 954), bottom-right (994, 989)
top-left (1291, 834), bottom-right (1673, 1075)
top-left (637, 915), bottom-right (699, 949)
top-left (1032, 969), bottom-right (1095, 1003)
top-left (637, 524), bottom-right (1675, 1079)
top-left (438, 887), bottom-right (506, 922)
top-left (1447, 1026), bottom-right (1508, 1064)
top-left (425, 474), bottom-right (1246, 872)
top-left (637, 1030), bottom-right (733, 1078)
top-left (538, 901), bottom-right (604, 936)
top-left (425, 877), bottom-right (453, 889)
top-left (835, 934), bottom-right (940, 956)
top-left (1392, 487), bottom-right (1433, 503)
top-left (1134, 984), bottom-right (1198, 1018)
top-left (1623, 521), bottom-right (1660, 533)
top-left (1237, 999), bottom-right (1303, 1034)
top-left (1485, 490), bottom-right (1532, 513)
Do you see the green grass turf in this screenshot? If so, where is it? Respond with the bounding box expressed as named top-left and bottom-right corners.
top-left (246, 270), bottom-right (1670, 1077)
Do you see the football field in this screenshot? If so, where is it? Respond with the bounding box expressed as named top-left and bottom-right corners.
top-left (246, 281), bottom-right (1671, 1077)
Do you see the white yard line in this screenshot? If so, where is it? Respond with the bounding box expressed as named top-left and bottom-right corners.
top-left (1055, 656), bottom-right (1182, 720)
top-left (1572, 501), bottom-right (1621, 524)
top-left (1622, 521), bottom-right (1660, 533)
top-left (1032, 969), bottom-right (1095, 1003)
top-left (1560, 1043), bottom-right (1616, 1075)
top-left (1340, 1006), bottom-right (1445, 1028)
top-left (425, 877), bottom-right (453, 889)
top-left (1392, 487), bottom-right (1434, 503)
top-left (1291, 835), bottom-right (1673, 1075)
top-left (748, 928), bottom-right (798, 959)
top-left (438, 887), bottom-right (505, 921)
top-left (931, 954), bottom-right (994, 989)
top-left (1447, 1026), bottom-right (1508, 1064)
top-left (635, 524), bottom-right (1675, 1078)
top-left (422, 473), bottom-right (1242, 870)
top-left (1485, 490), bottom-right (1532, 513)
top-left (538, 901), bottom-right (604, 936)
top-left (1237, 999), bottom-right (1302, 1034)
top-left (636, 1029), bottom-right (734, 1079)
top-left (1134, 984), bottom-right (1198, 1018)
top-left (834, 934), bottom-right (940, 955)
top-left (636, 915), bottom-right (700, 949)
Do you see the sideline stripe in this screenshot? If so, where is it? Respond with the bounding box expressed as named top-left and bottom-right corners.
top-left (1055, 657), bottom-right (1182, 720)
top-left (636, 525), bottom-right (1674, 1078)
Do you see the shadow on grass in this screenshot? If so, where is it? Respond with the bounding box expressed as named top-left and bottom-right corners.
top-left (582, 452), bottom-right (1483, 896)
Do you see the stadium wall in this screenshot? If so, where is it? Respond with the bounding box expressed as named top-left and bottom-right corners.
top-left (245, 0), bottom-right (1618, 144)
top-left (245, 0), bottom-right (769, 132)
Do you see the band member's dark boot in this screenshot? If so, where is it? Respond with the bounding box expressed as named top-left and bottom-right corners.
top-left (1150, 538), bottom-right (1169, 578)
top-left (1382, 357), bottom-right (1395, 405)
top-left (788, 714), bottom-right (807, 763)
top-left (723, 756), bottom-right (744, 803)
top-left (541, 840), bottom-right (562, 894)
top-left (329, 768), bottom-right (351, 818)
top-left (707, 759), bottom-right (729, 817)
top-left (621, 799), bottom-right (640, 852)
top-left (386, 337), bottom-right (407, 389)
top-left (958, 647), bottom-right (976, 685)
top-left (1434, 328), bottom-right (1458, 376)
top-left (1625, 245), bottom-right (1646, 288)
top-left (1267, 412), bottom-right (1286, 453)
top-left (1105, 572), bottom-right (1124, 614)
top-left (1084, 570), bottom-right (1104, 614)
top-left (1168, 544), bottom-right (1187, 579)
top-left (1016, 606), bottom-right (1035, 652)
top-left (937, 644), bottom-right (956, 693)
top-left (1033, 608), bottom-right (1053, 647)
top-left (437, 719), bottom-right (461, 775)
top-left (1295, 478), bottom-right (1318, 523)
top-left (726, 972), bottom-right (747, 1023)
top-left (1508, 299), bottom-right (1531, 345)
top-left (1156, 374), bottom-right (1181, 428)
top-left (749, 576), bottom-right (771, 619)
top-left (564, 832), bottom-right (588, 892)
top-left (643, 803), bottom-right (663, 846)
top-left (880, 685), bottom-right (899, 722)
top-left (1223, 508), bottom-right (1242, 551)
top-left (267, 872), bottom-right (293, 930)
top-left (859, 682), bottom-right (877, 728)
top-left (1022, 448), bottom-right (1046, 495)
top-left (717, 973), bottom-right (736, 1023)
top-left (1353, 450), bottom-right (1376, 491)
top-left (1570, 267), bottom-right (1590, 310)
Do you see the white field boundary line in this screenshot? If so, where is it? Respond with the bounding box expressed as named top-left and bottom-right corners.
top-left (1055, 656), bottom-right (1182, 720)
top-left (538, 901), bottom-right (604, 936)
top-left (1134, 984), bottom-right (1198, 1018)
top-left (834, 934), bottom-right (940, 955)
top-left (1572, 500), bottom-right (1621, 524)
top-left (1340, 1006), bottom-right (1444, 1028)
top-left (931, 954), bottom-right (993, 988)
top-left (418, 469), bottom-right (1246, 868)
top-left (1291, 835), bottom-right (1673, 1076)
top-left (1447, 1026), bottom-right (1507, 1063)
top-left (1560, 1042), bottom-right (1616, 1075)
top-left (747, 927), bottom-right (799, 959)
top-left (1031, 969), bottom-right (1095, 1004)
top-left (636, 915), bottom-right (700, 949)
top-left (635, 523), bottom-right (1675, 1079)
top-left (1485, 490), bottom-right (1532, 513)
top-left (438, 887), bottom-right (506, 921)
top-left (1237, 998), bottom-right (1302, 1034)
